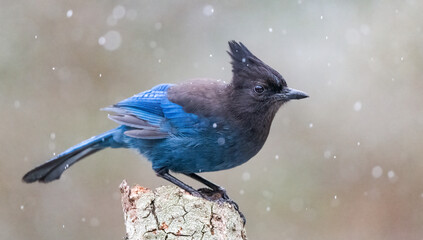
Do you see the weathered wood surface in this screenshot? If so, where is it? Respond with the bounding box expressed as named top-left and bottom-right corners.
top-left (120, 180), bottom-right (247, 240)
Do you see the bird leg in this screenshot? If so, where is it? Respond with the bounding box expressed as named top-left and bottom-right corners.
top-left (155, 168), bottom-right (202, 198)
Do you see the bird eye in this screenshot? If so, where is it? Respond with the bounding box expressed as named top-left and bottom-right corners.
top-left (254, 85), bottom-right (264, 94)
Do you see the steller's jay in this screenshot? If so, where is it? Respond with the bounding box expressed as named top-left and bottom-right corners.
top-left (23, 41), bottom-right (308, 215)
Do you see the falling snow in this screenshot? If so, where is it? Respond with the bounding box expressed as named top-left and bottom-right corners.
top-left (98, 31), bottom-right (122, 51)
top-left (154, 22), bottom-right (162, 30)
top-left (387, 170), bottom-right (398, 182)
top-left (372, 166), bottom-right (383, 178)
top-left (14, 100), bottom-right (20, 108)
top-left (112, 5), bottom-right (126, 20)
top-left (354, 101), bottom-right (362, 111)
top-left (242, 171), bottom-right (251, 181)
top-left (6, 2), bottom-right (422, 239)
top-left (98, 37), bottom-right (106, 45)
top-left (324, 150), bottom-right (332, 159)
top-left (203, 5), bottom-right (214, 16)
top-left (66, 10), bottom-right (73, 18)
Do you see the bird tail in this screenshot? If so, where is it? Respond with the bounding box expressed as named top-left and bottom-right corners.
top-left (22, 128), bottom-right (119, 183)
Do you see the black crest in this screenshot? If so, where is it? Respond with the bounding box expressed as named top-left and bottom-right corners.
top-left (227, 41), bottom-right (262, 74)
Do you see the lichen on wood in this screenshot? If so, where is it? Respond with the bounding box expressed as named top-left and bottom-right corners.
top-left (120, 180), bottom-right (247, 240)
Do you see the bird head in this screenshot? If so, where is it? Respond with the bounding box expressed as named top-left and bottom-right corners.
top-left (227, 41), bottom-right (308, 109)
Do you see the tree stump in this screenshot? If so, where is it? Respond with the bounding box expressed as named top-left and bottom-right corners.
top-left (120, 180), bottom-right (247, 240)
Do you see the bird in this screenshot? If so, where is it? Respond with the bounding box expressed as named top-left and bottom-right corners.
top-left (23, 41), bottom-right (308, 208)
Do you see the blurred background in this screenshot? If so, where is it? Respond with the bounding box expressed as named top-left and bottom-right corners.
top-left (1, 0), bottom-right (423, 239)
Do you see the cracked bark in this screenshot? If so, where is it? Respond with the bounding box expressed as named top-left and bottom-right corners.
top-left (120, 180), bottom-right (247, 240)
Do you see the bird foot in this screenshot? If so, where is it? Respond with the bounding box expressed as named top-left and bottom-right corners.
top-left (197, 187), bottom-right (228, 200)
top-left (196, 187), bottom-right (246, 225)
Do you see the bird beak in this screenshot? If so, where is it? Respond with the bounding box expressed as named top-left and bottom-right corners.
top-left (285, 87), bottom-right (309, 100)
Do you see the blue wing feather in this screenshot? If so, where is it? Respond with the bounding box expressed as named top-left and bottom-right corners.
top-left (115, 84), bottom-right (173, 117)
top-left (105, 83), bottom-right (206, 137)
top-left (110, 84), bottom-right (174, 126)
top-left (161, 98), bottom-right (205, 133)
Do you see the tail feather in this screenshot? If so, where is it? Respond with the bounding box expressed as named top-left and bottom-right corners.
top-left (23, 129), bottom-right (118, 183)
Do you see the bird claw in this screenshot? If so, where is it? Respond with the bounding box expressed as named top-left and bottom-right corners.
top-left (196, 187), bottom-right (246, 226)
top-left (196, 187), bottom-right (227, 200)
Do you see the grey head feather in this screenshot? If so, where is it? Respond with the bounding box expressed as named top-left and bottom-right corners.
top-left (227, 41), bottom-right (287, 89)
top-left (227, 41), bottom-right (263, 74)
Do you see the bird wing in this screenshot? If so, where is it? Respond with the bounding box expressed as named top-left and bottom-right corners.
top-left (103, 84), bottom-right (173, 139)
top-left (160, 97), bottom-right (205, 135)
top-left (104, 83), bottom-right (207, 139)
top-left (160, 81), bottom-right (220, 135)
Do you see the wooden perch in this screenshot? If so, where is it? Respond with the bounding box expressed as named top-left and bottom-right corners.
top-left (120, 180), bottom-right (247, 240)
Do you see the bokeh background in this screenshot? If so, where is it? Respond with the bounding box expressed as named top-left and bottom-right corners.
top-left (1, 0), bottom-right (423, 239)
